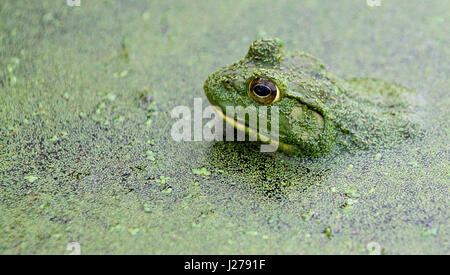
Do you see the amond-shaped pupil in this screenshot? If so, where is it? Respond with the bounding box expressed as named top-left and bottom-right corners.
top-left (254, 85), bottom-right (271, 97)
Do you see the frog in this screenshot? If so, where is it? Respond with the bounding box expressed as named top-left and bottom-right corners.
top-left (203, 38), bottom-right (422, 156)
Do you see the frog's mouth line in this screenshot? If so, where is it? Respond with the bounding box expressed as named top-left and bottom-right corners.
top-left (211, 105), bottom-right (297, 153)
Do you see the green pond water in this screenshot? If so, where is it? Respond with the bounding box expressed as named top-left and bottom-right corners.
top-left (0, 0), bottom-right (448, 254)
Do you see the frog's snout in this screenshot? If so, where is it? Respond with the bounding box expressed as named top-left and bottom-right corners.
top-left (203, 73), bottom-right (221, 106)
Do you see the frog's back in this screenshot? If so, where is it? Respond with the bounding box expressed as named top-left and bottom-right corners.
top-left (343, 77), bottom-right (418, 106)
top-left (333, 77), bottom-right (424, 149)
top-left (280, 50), bottom-right (424, 151)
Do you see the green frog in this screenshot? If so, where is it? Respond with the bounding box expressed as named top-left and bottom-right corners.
top-left (203, 38), bottom-right (422, 156)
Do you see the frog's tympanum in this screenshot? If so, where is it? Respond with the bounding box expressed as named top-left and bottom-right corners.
top-left (204, 38), bottom-right (422, 156)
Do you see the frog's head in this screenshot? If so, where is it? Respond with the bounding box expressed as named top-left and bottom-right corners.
top-left (204, 38), bottom-right (336, 155)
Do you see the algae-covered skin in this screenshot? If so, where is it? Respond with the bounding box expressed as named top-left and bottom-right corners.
top-left (204, 38), bottom-right (422, 156)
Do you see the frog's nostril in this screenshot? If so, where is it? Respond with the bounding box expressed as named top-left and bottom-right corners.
top-left (223, 81), bottom-right (234, 90)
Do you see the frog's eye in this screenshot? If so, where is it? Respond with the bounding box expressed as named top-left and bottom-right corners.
top-left (249, 78), bottom-right (280, 104)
